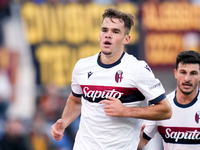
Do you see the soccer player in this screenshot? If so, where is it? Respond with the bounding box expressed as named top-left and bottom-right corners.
top-left (138, 50), bottom-right (200, 150)
top-left (50, 8), bottom-right (172, 150)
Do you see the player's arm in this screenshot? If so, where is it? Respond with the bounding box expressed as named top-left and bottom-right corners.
top-left (99, 97), bottom-right (171, 120)
top-left (99, 62), bottom-right (172, 120)
top-left (61, 93), bottom-right (82, 126)
top-left (51, 93), bottom-right (81, 141)
top-left (126, 97), bottom-right (171, 120)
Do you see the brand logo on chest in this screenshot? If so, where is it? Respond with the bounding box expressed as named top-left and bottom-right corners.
top-left (83, 86), bottom-right (123, 101)
top-left (158, 126), bottom-right (200, 144)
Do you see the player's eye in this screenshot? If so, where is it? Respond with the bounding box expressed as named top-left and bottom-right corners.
top-left (113, 29), bottom-right (120, 34)
top-left (180, 71), bottom-right (186, 74)
top-left (191, 71), bottom-right (198, 75)
top-left (101, 28), bottom-right (107, 32)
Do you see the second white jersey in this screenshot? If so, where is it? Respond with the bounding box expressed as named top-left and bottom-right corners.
top-left (71, 52), bottom-right (166, 150)
top-left (143, 90), bottom-right (200, 150)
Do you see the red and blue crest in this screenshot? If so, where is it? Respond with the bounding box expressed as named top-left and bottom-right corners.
top-left (115, 70), bottom-right (123, 83)
top-left (195, 111), bottom-right (200, 124)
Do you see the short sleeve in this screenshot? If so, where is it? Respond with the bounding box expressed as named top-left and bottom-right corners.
top-left (71, 60), bottom-right (83, 97)
top-left (135, 61), bottom-right (166, 104)
top-left (143, 120), bottom-right (158, 140)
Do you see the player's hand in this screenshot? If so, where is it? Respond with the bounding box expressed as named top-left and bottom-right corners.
top-left (137, 124), bottom-right (149, 149)
top-left (139, 124), bottom-right (145, 139)
top-left (51, 119), bottom-right (66, 141)
top-left (99, 97), bottom-right (126, 117)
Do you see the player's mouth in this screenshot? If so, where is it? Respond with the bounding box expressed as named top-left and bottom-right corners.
top-left (104, 41), bottom-right (112, 47)
top-left (182, 82), bottom-right (192, 88)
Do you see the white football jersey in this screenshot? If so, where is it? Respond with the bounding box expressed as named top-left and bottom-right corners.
top-left (71, 52), bottom-right (166, 150)
top-left (143, 90), bottom-right (200, 150)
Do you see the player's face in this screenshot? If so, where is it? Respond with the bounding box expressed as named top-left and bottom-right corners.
top-left (99, 17), bottom-right (130, 56)
top-left (174, 63), bottom-right (200, 95)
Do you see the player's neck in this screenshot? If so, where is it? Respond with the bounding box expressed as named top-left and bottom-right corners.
top-left (176, 88), bottom-right (199, 105)
top-left (100, 51), bottom-right (124, 65)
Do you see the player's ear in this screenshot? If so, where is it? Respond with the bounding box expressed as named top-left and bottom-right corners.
top-left (123, 35), bottom-right (131, 45)
top-left (198, 71), bottom-right (200, 81)
top-left (174, 69), bottom-right (177, 79)
top-left (98, 34), bottom-right (101, 41)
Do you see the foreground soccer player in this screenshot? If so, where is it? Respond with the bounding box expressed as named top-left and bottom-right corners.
top-left (138, 50), bottom-right (200, 150)
top-left (51, 8), bottom-right (172, 150)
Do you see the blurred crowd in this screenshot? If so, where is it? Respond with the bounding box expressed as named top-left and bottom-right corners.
top-left (0, 0), bottom-right (199, 150)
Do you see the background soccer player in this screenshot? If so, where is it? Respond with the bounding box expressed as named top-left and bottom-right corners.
top-left (138, 50), bottom-right (200, 150)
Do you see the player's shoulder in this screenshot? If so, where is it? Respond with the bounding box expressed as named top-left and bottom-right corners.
top-left (75, 53), bottom-right (99, 66)
top-left (166, 90), bottom-right (176, 103)
top-left (124, 52), bottom-right (148, 67)
top-left (78, 53), bottom-right (99, 62)
top-left (196, 89), bottom-right (200, 103)
top-left (197, 89), bottom-right (200, 98)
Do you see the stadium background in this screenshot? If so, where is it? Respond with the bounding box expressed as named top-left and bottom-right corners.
top-left (0, 0), bottom-right (199, 149)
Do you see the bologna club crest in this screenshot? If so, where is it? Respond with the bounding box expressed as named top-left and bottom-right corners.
top-left (195, 111), bottom-right (200, 124)
top-left (115, 70), bottom-right (123, 83)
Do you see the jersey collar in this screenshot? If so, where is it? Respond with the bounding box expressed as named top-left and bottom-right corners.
top-left (174, 90), bottom-right (199, 108)
top-left (97, 51), bottom-right (125, 68)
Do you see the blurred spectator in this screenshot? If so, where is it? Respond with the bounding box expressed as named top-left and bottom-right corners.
top-left (115, 0), bottom-right (132, 3)
top-left (0, 49), bottom-right (12, 121)
top-left (66, 0), bottom-right (79, 3)
top-left (36, 83), bottom-right (65, 123)
top-left (29, 111), bottom-right (55, 150)
top-left (34, 84), bottom-right (79, 149)
top-left (191, 0), bottom-right (200, 6)
top-left (36, 84), bottom-right (80, 149)
top-left (0, 0), bottom-right (14, 122)
top-left (93, 0), bottom-right (114, 5)
top-left (174, 0), bottom-right (189, 2)
top-left (0, 0), bottom-right (10, 45)
top-left (0, 118), bottom-right (33, 150)
top-left (79, 0), bottom-right (92, 4)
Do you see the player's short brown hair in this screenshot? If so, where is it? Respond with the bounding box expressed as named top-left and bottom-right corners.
top-left (102, 8), bottom-right (135, 35)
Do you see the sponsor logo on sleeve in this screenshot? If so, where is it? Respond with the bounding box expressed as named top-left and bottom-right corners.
top-left (148, 82), bottom-right (161, 90)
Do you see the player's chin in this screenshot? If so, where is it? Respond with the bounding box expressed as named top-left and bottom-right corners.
top-left (181, 88), bottom-right (193, 95)
top-left (101, 50), bottom-right (112, 55)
